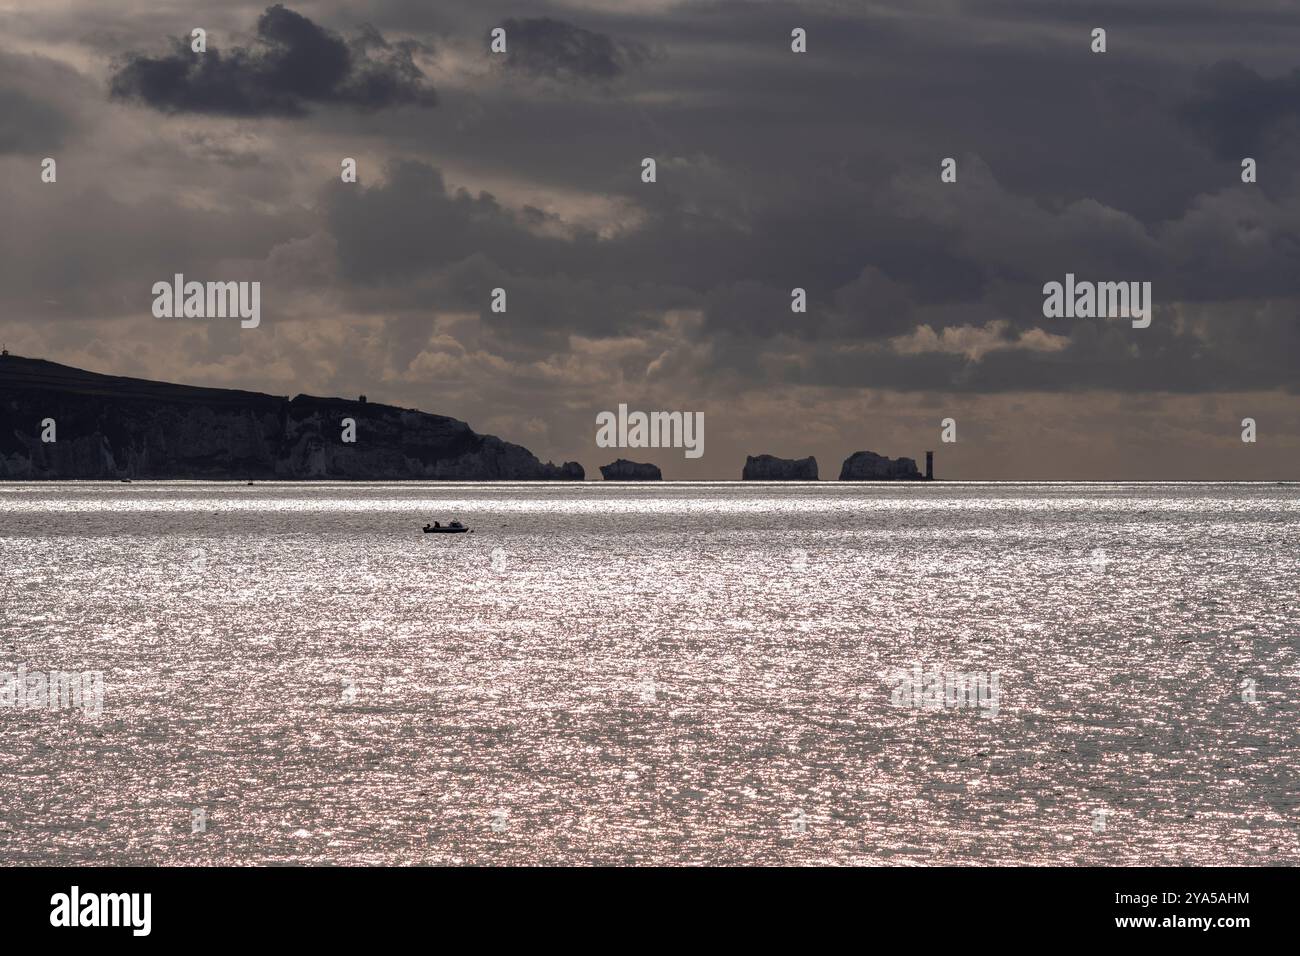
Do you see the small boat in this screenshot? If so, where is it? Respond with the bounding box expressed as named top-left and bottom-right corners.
top-left (423, 521), bottom-right (471, 534)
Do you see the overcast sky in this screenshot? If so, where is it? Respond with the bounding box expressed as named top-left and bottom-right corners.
top-left (1, 0), bottom-right (1297, 478)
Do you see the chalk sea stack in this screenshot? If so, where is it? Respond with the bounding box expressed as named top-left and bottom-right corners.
top-left (599, 459), bottom-right (662, 481)
top-left (839, 450), bottom-right (923, 480)
top-left (0, 354), bottom-right (584, 481)
top-left (742, 454), bottom-right (818, 480)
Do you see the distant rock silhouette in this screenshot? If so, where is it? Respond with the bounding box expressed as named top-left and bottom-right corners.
top-left (599, 459), bottom-right (662, 481)
top-left (742, 454), bottom-right (818, 480)
top-left (0, 354), bottom-right (584, 481)
top-left (839, 450), bottom-right (922, 480)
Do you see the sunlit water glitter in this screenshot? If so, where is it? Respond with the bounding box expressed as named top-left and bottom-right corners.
top-left (1, 481), bottom-right (1296, 865)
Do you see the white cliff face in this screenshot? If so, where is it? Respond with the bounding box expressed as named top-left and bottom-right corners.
top-left (0, 356), bottom-right (584, 481)
top-left (0, 426), bottom-right (122, 477)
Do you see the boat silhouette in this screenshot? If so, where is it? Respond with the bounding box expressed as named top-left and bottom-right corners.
top-left (423, 521), bottom-right (470, 534)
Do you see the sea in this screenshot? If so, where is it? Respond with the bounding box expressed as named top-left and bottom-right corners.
top-left (1, 481), bottom-right (1296, 865)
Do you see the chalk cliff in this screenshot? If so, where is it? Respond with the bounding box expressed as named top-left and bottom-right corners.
top-left (0, 354), bottom-right (583, 480)
top-left (742, 454), bottom-right (819, 480)
top-left (599, 459), bottom-right (662, 481)
top-left (839, 450), bottom-right (922, 480)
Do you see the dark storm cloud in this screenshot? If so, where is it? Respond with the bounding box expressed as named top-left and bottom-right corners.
top-left (1180, 61), bottom-right (1300, 159)
top-left (971, 0), bottom-right (1300, 28)
top-left (314, 147), bottom-right (1300, 397)
top-left (719, 300), bottom-right (1300, 397)
top-left (497, 17), bottom-right (650, 81)
top-left (322, 161), bottom-right (697, 352)
top-left (8, 0), bottom-right (1300, 414)
top-left (108, 4), bottom-right (435, 116)
top-left (325, 161), bottom-right (578, 281)
top-left (71, 155), bottom-right (1300, 394)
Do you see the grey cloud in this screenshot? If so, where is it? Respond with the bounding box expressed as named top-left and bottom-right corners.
top-left (5, 0), bottom-right (1300, 481)
top-left (0, 51), bottom-right (82, 154)
top-left (325, 162), bottom-right (574, 282)
top-left (0, 87), bottom-right (70, 154)
top-left (0, 182), bottom-right (307, 321)
top-left (108, 4), bottom-right (435, 116)
top-left (314, 143), bottom-right (1300, 396)
top-left (497, 17), bottom-right (650, 81)
top-left (1180, 61), bottom-right (1300, 159)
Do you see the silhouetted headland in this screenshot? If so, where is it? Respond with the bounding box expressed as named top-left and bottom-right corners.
top-left (0, 354), bottom-right (583, 481)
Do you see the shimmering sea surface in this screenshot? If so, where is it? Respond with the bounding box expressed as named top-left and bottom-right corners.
top-left (0, 481), bottom-right (1296, 866)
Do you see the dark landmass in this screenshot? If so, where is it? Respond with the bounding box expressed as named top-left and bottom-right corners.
top-left (0, 354), bottom-right (583, 480)
top-left (839, 450), bottom-right (924, 480)
top-left (742, 454), bottom-right (819, 480)
top-left (599, 459), bottom-right (662, 481)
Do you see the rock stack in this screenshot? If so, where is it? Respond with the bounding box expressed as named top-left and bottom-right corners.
top-left (741, 454), bottom-right (818, 480)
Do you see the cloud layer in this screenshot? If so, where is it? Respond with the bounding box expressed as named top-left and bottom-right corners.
top-left (1, 0), bottom-right (1297, 477)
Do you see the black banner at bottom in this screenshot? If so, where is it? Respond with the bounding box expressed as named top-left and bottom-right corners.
top-left (0, 865), bottom-right (1282, 942)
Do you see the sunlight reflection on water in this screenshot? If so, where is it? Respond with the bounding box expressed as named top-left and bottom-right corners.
top-left (0, 482), bottom-right (1296, 864)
